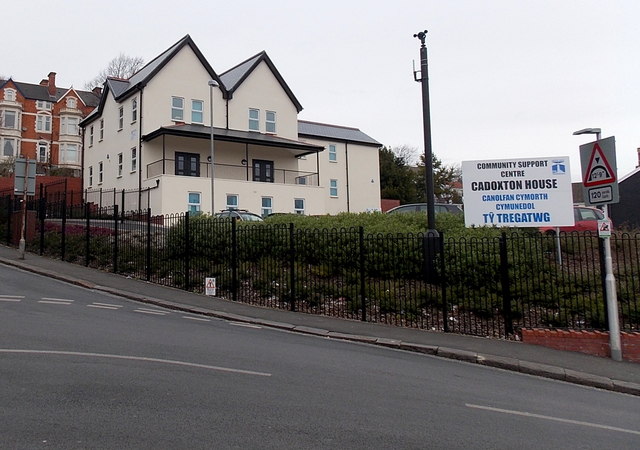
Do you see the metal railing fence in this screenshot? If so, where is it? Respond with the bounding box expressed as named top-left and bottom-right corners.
top-left (2, 194), bottom-right (639, 338)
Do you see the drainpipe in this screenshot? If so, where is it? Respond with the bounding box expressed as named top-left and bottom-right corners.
top-left (344, 141), bottom-right (350, 213)
top-left (138, 88), bottom-right (143, 210)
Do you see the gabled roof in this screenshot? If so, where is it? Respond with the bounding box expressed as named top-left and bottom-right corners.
top-left (220, 51), bottom-right (303, 113)
top-left (107, 34), bottom-right (226, 102)
top-left (0, 78), bottom-right (99, 106)
top-left (83, 35), bottom-right (226, 126)
top-left (298, 120), bottom-right (381, 147)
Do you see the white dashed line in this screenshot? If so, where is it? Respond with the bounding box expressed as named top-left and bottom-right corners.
top-left (182, 316), bottom-right (211, 322)
top-left (134, 308), bottom-right (168, 316)
top-left (0, 297), bottom-right (23, 302)
top-left (41, 297), bottom-right (75, 302)
top-left (38, 300), bottom-right (73, 305)
top-left (87, 303), bottom-right (122, 310)
top-left (228, 321), bottom-right (262, 329)
top-left (465, 404), bottom-right (640, 436)
top-left (0, 295), bottom-right (25, 299)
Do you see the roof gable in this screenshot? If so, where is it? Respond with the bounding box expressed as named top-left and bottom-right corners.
top-left (220, 51), bottom-right (303, 113)
top-left (112, 34), bottom-right (227, 101)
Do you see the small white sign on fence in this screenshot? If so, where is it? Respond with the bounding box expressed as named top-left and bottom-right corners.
top-left (205, 277), bottom-right (217, 296)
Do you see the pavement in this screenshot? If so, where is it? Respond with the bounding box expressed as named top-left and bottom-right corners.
top-left (1, 244), bottom-right (639, 396)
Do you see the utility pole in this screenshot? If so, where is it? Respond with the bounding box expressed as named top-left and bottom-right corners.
top-left (413, 30), bottom-right (437, 232)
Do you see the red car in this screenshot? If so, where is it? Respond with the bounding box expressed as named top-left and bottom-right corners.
top-left (540, 206), bottom-right (608, 234)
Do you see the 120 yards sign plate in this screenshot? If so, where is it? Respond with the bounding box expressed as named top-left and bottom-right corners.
top-left (462, 156), bottom-right (574, 228)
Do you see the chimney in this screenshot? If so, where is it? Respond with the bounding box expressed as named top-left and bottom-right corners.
top-left (92, 86), bottom-right (103, 97)
top-left (47, 72), bottom-right (57, 96)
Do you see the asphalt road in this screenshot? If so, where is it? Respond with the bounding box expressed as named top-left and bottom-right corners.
top-left (1, 265), bottom-right (639, 449)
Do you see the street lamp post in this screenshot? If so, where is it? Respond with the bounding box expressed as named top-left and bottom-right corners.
top-left (573, 127), bottom-right (622, 362)
top-left (209, 80), bottom-right (219, 215)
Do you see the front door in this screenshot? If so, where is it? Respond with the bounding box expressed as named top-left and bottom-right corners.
top-left (253, 159), bottom-right (274, 183)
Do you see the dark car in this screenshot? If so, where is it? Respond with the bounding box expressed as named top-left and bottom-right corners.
top-left (215, 209), bottom-right (264, 222)
top-left (539, 206), bottom-right (607, 233)
top-left (386, 203), bottom-right (463, 215)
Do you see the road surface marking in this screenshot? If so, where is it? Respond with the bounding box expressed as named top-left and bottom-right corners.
top-left (38, 300), bottom-right (73, 305)
top-left (0, 295), bottom-right (25, 299)
top-left (90, 302), bottom-right (123, 308)
top-left (182, 316), bottom-right (211, 322)
top-left (134, 308), bottom-right (168, 315)
top-left (466, 404), bottom-right (640, 436)
top-left (42, 297), bottom-right (75, 302)
top-left (0, 349), bottom-right (271, 377)
top-left (229, 321), bottom-right (262, 329)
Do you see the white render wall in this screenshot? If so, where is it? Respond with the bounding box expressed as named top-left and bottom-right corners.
top-left (226, 61), bottom-right (299, 139)
top-left (297, 136), bottom-right (381, 213)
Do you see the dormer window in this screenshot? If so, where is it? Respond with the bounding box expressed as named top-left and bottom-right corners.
top-left (36, 100), bottom-right (51, 111)
top-left (4, 89), bottom-right (16, 102)
top-left (66, 97), bottom-right (77, 109)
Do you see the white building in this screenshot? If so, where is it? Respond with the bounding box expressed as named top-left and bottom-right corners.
top-left (81, 35), bottom-right (381, 216)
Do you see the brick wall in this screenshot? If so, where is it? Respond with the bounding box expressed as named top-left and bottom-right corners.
top-left (521, 328), bottom-right (640, 363)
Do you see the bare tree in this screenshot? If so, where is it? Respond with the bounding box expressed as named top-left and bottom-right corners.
top-left (84, 53), bottom-right (145, 89)
top-left (393, 145), bottom-right (420, 166)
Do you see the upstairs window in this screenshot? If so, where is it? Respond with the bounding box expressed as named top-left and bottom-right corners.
top-left (118, 106), bottom-right (124, 130)
top-left (99, 119), bottom-right (104, 140)
top-left (36, 114), bottom-right (51, 132)
top-left (60, 116), bottom-right (79, 135)
top-left (89, 126), bottom-right (94, 146)
top-left (266, 111), bottom-right (276, 133)
top-left (66, 97), bottom-right (77, 108)
top-left (131, 98), bottom-right (138, 122)
top-left (36, 100), bottom-right (51, 110)
top-left (191, 100), bottom-right (203, 123)
top-left (4, 89), bottom-right (16, 101)
top-left (171, 97), bottom-right (184, 121)
top-left (60, 143), bottom-right (78, 164)
top-left (1, 110), bottom-right (18, 129)
top-left (329, 144), bottom-right (337, 162)
top-left (37, 142), bottom-right (48, 162)
top-left (248, 108), bottom-right (259, 131)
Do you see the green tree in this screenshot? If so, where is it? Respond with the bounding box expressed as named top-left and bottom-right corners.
top-left (414, 153), bottom-right (462, 203)
top-left (379, 146), bottom-right (419, 203)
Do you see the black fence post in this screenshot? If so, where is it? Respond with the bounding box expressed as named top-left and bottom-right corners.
top-left (440, 232), bottom-right (449, 333)
top-left (5, 196), bottom-right (12, 246)
top-left (113, 205), bottom-right (119, 273)
top-left (61, 188), bottom-right (67, 261)
top-left (499, 232), bottom-right (514, 336)
top-left (289, 223), bottom-right (296, 312)
top-left (598, 237), bottom-right (610, 330)
top-left (121, 189), bottom-right (126, 222)
top-left (231, 218), bottom-right (238, 302)
top-left (85, 202), bottom-right (90, 267)
top-left (184, 212), bottom-right (190, 290)
top-left (146, 208), bottom-right (152, 281)
top-left (359, 226), bottom-right (366, 322)
top-left (39, 184), bottom-right (45, 256)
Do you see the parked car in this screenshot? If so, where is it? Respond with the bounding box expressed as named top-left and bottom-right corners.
top-left (215, 209), bottom-right (264, 222)
top-left (386, 203), bottom-right (463, 215)
top-left (539, 206), bottom-right (607, 234)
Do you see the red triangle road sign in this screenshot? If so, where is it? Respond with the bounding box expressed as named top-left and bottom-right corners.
top-left (583, 142), bottom-right (616, 187)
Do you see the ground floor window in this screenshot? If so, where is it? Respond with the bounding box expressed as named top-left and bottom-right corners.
top-left (226, 194), bottom-right (239, 210)
top-left (37, 142), bottom-right (48, 163)
top-left (188, 192), bottom-right (201, 214)
top-left (2, 138), bottom-right (17, 157)
top-left (330, 179), bottom-right (338, 197)
top-left (294, 198), bottom-right (305, 215)
top-left (261, 197), bottom-right (272, 217)
top-left (59, 143), bottom-right (78, 164)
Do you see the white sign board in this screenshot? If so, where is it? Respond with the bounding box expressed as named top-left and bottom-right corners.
top-left (205, 277), bottom-right (217, 296)
top-left (462, 156), bottom-right (574, 228)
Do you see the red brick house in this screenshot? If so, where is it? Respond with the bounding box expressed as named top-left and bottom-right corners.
top-left (0, 72), bottom-right (100, 175)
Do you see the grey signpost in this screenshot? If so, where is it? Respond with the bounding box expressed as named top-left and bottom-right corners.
top-left (576, 132), bottom-right (621, 361)
top-left (14, 158), bottom-right (37, 260)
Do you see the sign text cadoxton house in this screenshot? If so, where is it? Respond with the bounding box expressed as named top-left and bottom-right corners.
top-left (462, 157), bottom-right (574, 228)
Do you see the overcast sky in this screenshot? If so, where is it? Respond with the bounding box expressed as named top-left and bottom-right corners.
top-left (5, 0), bottom-right (639, 179)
